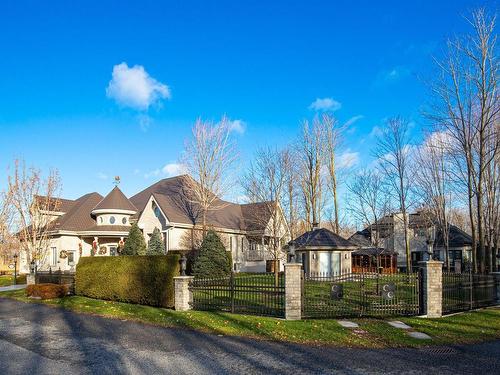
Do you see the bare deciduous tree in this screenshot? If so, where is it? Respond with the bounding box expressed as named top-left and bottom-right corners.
top-left (427, 8), bottom-right (499, 272)
top-left (183, 116), bottom-right (238, 235)
top-left (324, 114), bottom-right (345, 234)
top-left (374, 117), bottom-right (414, 272)
top-left (346, 169), bottom-right (390, 249)
top-left (414, 131), bottom-right (453, 269)
top-left (297, 116), bottom-right (326, 229)
top-left (7, 160), bottom-right (61, 272)
top-left (242, 146), bottom-right (290, 284)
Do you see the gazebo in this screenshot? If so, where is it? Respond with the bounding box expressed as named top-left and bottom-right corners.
top-left (288, 226), bottom-right (357, 276)
top-left (349, 230), bottom-right (398, 273)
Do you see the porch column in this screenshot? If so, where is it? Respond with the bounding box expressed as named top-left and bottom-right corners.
top-left (419, 260), bottom-right (443, 318)
top-left (174, 276), bottom-right (194, 311)
top-left (285, 263), bottom-right (303, 320)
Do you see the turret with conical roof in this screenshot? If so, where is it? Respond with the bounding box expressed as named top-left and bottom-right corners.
top-left (91, 186), bottom-right (137, 227)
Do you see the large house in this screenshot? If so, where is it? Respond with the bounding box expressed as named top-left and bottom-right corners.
top-left (350, 211), bottom-right (473, 272)
top-left (18, 175), bottom-right (289, 274)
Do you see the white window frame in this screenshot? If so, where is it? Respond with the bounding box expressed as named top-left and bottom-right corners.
top-left (51, 247), bottom-right (57, 266)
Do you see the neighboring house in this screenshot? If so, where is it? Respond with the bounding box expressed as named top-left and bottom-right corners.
top-left (354, 211), bottom-right (473, 272)
top-left (349, 230), bottom-right (398, 274)
top-left (288, 225), bottom-right (357, 275)
top-left (18, 175), bottom-right (289, 274)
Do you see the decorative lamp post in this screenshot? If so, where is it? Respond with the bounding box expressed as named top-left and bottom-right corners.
top-left (13, 254), bottom-right (18, 285)
top-left (426, 226), bottom-right (436, 262)
top-left (180, 253), bottom-right (187, 276)
top-left (288, 243), bottom-right (296, 263)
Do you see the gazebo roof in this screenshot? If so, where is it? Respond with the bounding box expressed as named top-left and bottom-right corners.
top-left (289, 228), bottom-right (356, 250)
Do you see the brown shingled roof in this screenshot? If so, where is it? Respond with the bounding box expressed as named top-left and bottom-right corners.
top-left (93, 186), bottom-right (137, 212)
top-left (82, 225), bottom-right (131, 233)
top-left (35, 196), bottom-right (76, 213)
top-left (130, 175), bottom-right (257, 231)
top-left (52, 193), bottom-right (103, 231)
top-left (240, 202), bottom-right (274, 233)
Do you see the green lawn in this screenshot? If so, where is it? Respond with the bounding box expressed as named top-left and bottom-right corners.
top-left (0, 274), bottom-right (26, 287)
top-left (1, 288), bottom-right (499, 348)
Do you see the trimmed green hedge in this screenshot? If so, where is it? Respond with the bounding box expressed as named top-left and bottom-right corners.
top-left (75, 255), bottom-right (180, 308)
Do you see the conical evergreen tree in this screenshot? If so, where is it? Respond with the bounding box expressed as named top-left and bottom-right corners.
top-left (122, 223), bottom-right (147, 255)
top-left (193, 230), bottom-right (232, 278)
top-left (147, 227), bottom-right (165, 255)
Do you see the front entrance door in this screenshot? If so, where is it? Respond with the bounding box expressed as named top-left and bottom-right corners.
top-left (319, 252), bottom-right (332, 275)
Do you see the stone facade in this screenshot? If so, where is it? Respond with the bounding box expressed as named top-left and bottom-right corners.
top-left (284, 263), bottom-right (302, 320)
top-left (174, 276), bottom-right (194, 311)
top-left (419, 260), bottom-right (443, 318)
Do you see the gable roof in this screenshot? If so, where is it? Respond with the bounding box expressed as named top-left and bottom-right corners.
top-left (290, 228), bottom-right (356, 250)
top-left (240, 202), bottom-right (274, 233)
top-left (130, 175), bottom-right (249, 231)
top-left (92, 186), bottom-right (137, 212)
top-left (35, 196), bottom-right (76, 213)
top-left (349, 230), bottom-right (373, 248)
top-left (51, 193), bottom-right (103, 232)
top-left (435, 225), bottom-right (473, 248)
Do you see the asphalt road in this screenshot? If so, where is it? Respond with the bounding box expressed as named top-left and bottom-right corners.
top-left (0, 298), bottom-right (499, 375)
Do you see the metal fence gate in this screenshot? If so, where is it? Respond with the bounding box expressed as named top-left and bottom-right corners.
top-left (302, 271), bottom-right (421, 318)
top-left (442, 272), bottom-right (496, 314)
top-left (35, 269), bottom-right (76, 294)
top-left (190, 273), bottom-right (285, 317)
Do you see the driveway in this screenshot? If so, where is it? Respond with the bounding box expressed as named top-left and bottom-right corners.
top-left (0, 298), bottom-right (499, 375)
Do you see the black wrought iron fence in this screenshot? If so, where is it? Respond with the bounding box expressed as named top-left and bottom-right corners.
top-left (36, 269), bottom-right (75, 294)
top-left (189, 273), bottom-right (285, 317)
top-left (442, 272), bottom-right (496, 314)
top-left (302, 271), bottom-right (421, 318)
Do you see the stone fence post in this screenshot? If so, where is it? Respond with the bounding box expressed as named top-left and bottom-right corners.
top-left (27, 273), bottom-right (36, 285)
top-left (491, 272), bottom-right (500, 305)
top-left (285, 263), bottom-right (302, 320)
top-left (419, 260), bottom-right (443, 318)
top-left (174, 276), bottom-right (194, 311)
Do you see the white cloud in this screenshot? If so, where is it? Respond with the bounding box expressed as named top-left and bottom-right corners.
top-left (97, 172), bottom-right (108, 180)
top-left (370, 125), bottom-right (384, 137)
top-left (162, 163), bottom-right (187, 177)
top-left (138, 114), bottom-right (153, 132)
top-left (338, 151), bottom-right (360, 169)
top-left (309, 97), bottom-right (342, 112)
top-left (227, 119), bottom-right (246, 134)
top-left (106, 62), bottom-right (171, 110)
top-left (374, 66), bottom-right (411, 86)
top-left (344, 115), bottom-right (364, 128)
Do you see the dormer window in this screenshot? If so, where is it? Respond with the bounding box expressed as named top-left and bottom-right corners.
top-left (154, 206), bottom-right (162, 219)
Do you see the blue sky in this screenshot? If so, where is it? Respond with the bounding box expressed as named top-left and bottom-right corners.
top-left (0, 0), bottom-right (493, 200)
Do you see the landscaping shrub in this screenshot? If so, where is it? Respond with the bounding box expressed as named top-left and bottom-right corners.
top-left (75, 255), bottom-right (180, 308)
top-left (26, 283), bottom-right (69, 299)
top-left (147, 227), bottom-right (165, 255)
top-left (122, 223), bottom-right (147, 255)
top-left (192, 230), bottom-right (232, 279)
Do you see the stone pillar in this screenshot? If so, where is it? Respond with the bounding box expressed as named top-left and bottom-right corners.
top-left (491, 272), bottom-right (500, 305)
top-left (174, 276), bottom-right (194, 311)
top-left (285, 263), bottom-right (302, 320)
top-left (27, 273), bottom-right (36, 285)
top-left (419, 260), bottom-right (443, 318)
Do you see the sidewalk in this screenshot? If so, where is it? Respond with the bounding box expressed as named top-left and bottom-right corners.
top-left (0, 284), bottom-right (26, 292)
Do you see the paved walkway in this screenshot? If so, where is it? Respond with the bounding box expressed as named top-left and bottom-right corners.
top-left (0, 284), bottom-right (26, 292)
top-left (0, 298), bottom-right (499, 374)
